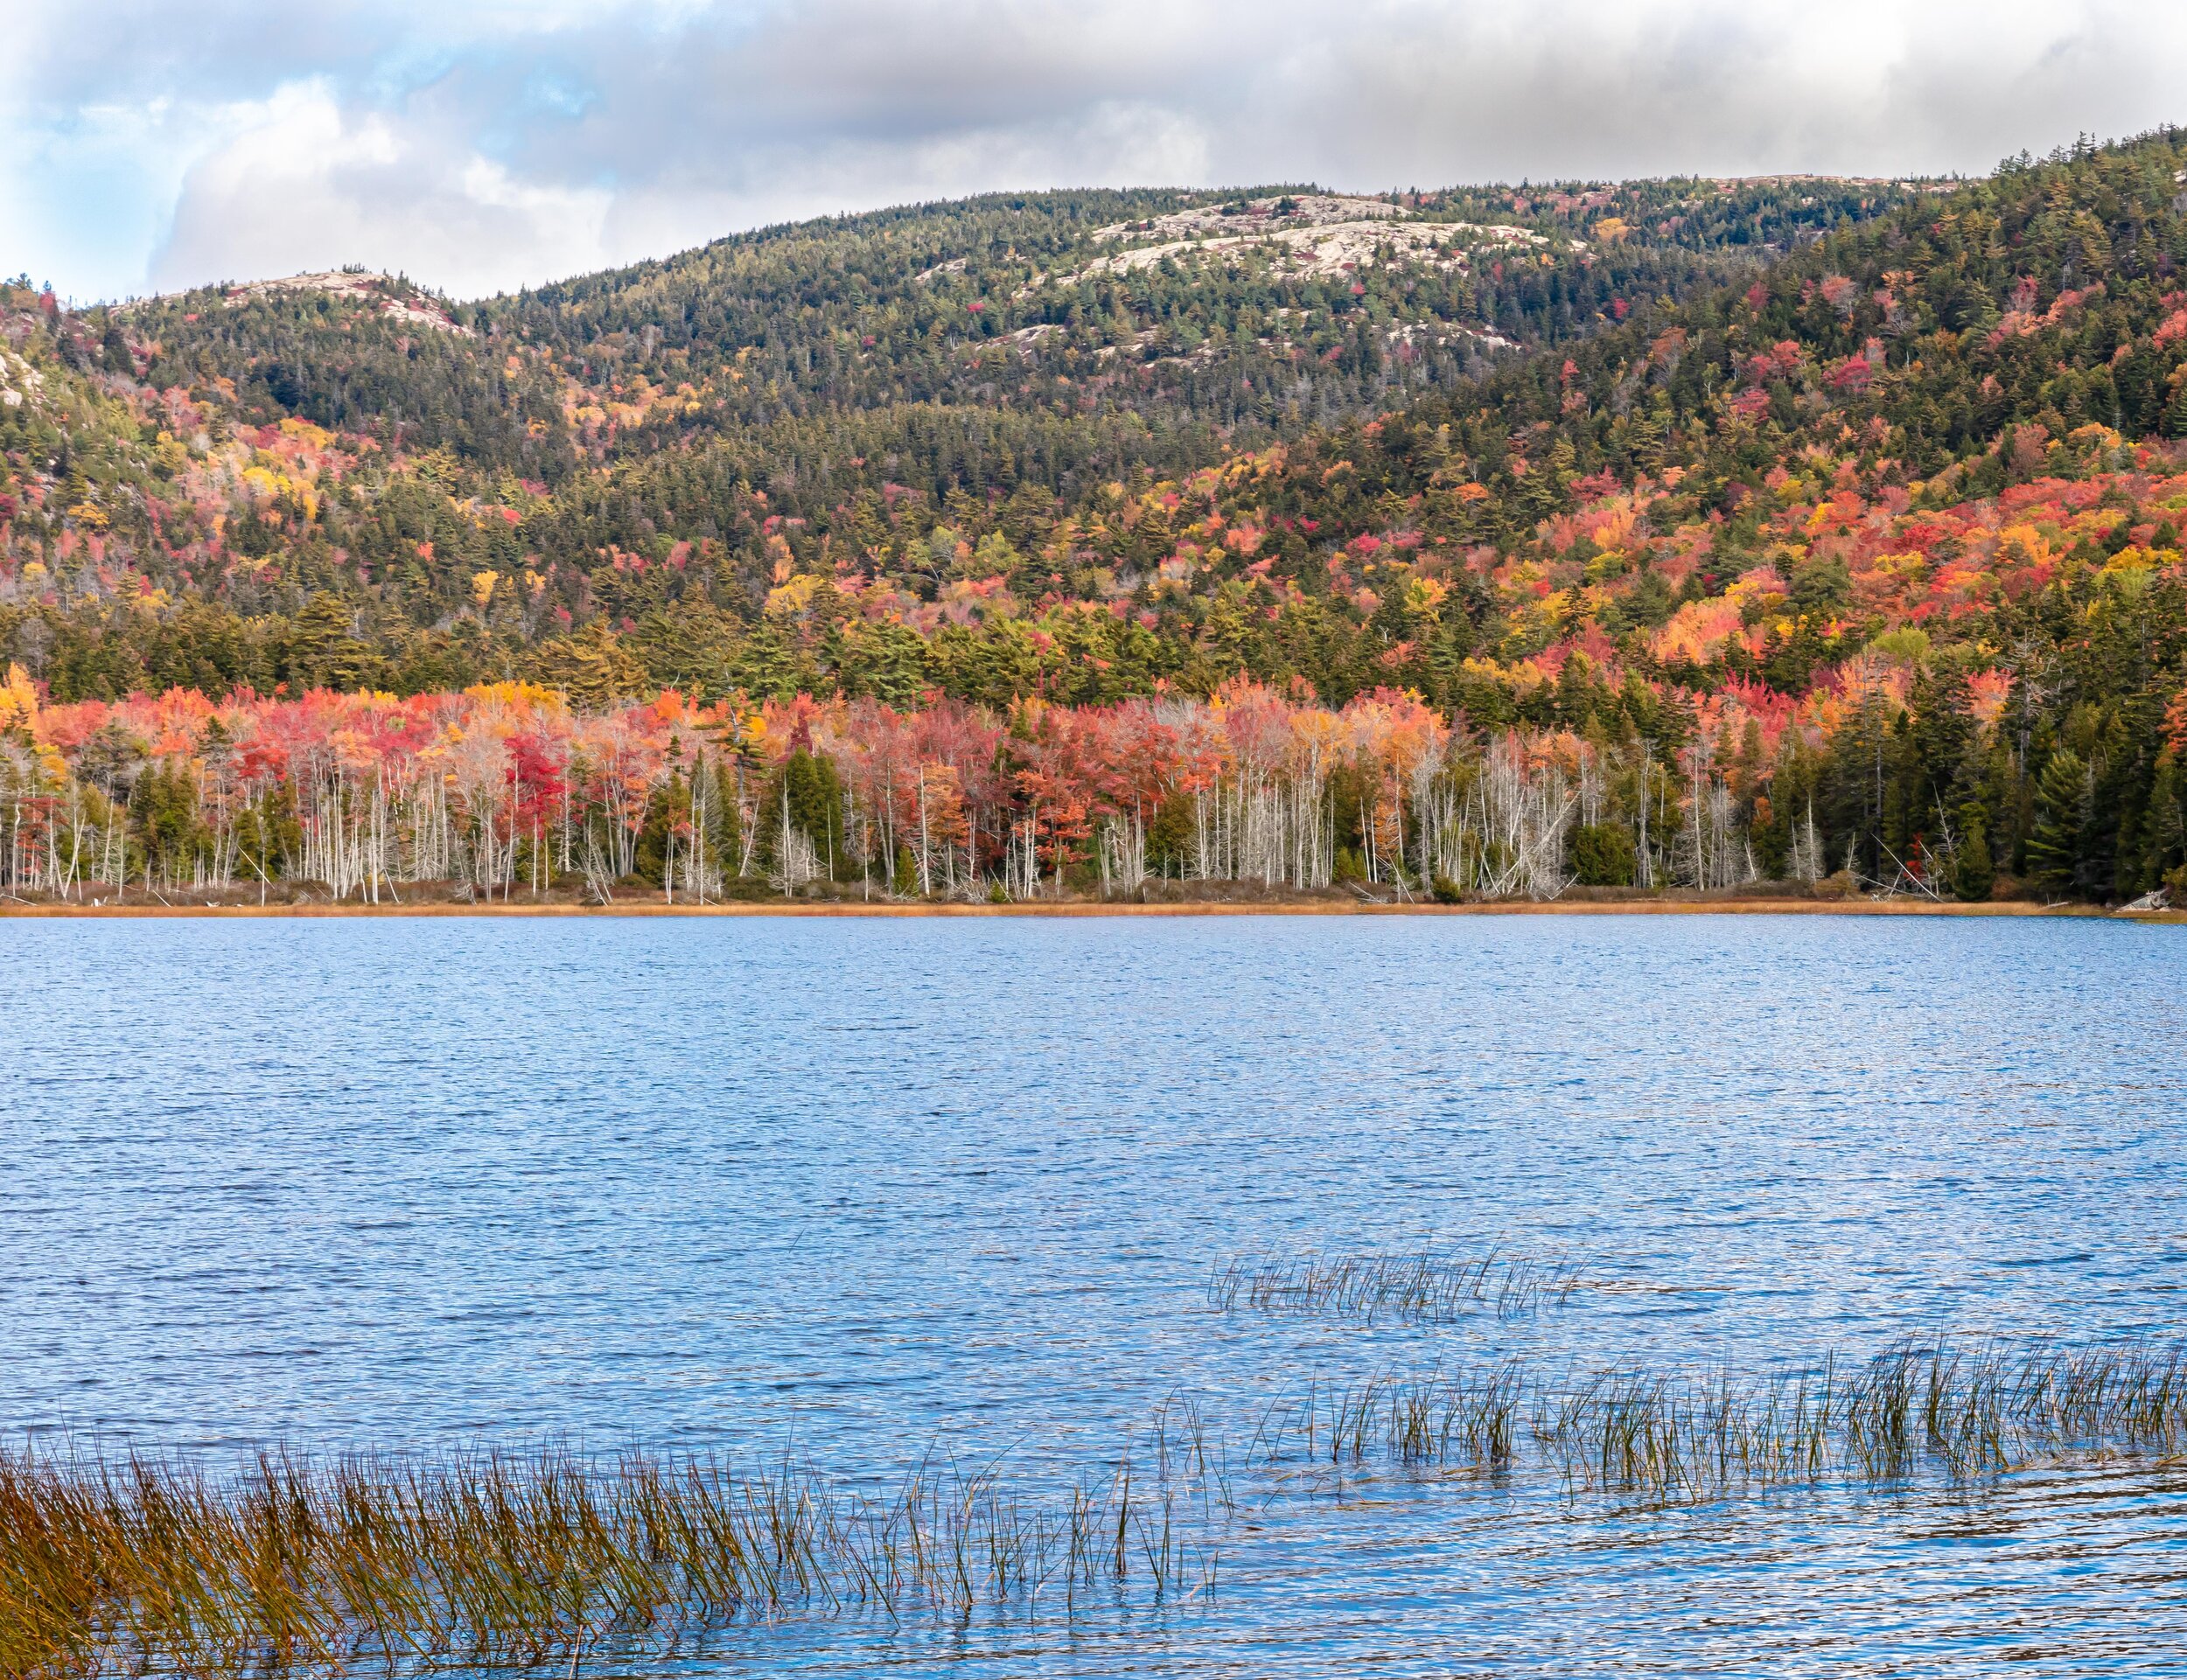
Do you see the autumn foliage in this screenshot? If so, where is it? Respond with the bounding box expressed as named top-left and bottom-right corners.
top-left (8, 136), bottom-right (2187, 901)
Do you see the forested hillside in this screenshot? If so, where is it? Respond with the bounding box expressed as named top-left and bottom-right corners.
top-left (1, 173), bottom-right (1913, 687)
top-left (3, 137), bottom-right (2185, 905)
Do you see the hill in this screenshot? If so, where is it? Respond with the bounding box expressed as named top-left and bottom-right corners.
top-left (2, 140), bottom-right (2184, 905)
top-left (1, 174), bottom-right (1928, 688)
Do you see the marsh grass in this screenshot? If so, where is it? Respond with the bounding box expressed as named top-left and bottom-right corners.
top-left (1549, 1336), bottom-right (2187, 1498)
top-left (1228, 1338), bottom-right (2187, 1502)
top-left (0, 1445), bottom-right (1221, 1679)
top-left (1207, 1247), bottom-right (1583, 1326)
top-left (9, 1339), bottom-right (2185, 1676)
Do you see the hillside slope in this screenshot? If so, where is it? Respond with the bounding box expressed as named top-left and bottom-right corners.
top-left (3, 174), bottom-right (1924, 686)
top-left (3, 141), bottom-right (2186, 903)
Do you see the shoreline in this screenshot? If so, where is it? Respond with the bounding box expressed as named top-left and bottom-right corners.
top-left (2, 896), bottom-right (2175, 921)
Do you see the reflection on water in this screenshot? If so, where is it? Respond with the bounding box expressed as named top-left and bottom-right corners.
top-left (3, 913), bottom-right (2184, 1672)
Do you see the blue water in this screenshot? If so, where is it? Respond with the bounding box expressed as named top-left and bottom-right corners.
top-left (4, 914), bottom-right (2186, 1673)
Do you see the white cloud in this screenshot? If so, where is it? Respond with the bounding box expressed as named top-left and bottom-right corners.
top-left (4, 0), bottom-right (2184, 302)
top-left (595, 101), bottom-right (1215, 282)
top-left (150, 82), bottom-right (613, 296)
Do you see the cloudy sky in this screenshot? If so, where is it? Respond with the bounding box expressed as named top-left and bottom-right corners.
top-left (3, 0), bottom-right (2183, 303)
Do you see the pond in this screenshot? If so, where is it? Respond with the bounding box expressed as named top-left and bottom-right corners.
top-left (4, 914), bottom-right (2184, 1673)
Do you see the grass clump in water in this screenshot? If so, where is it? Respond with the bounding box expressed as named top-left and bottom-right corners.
top-left (0, 1445), bottom-right (1220, 1679)
top-left (1208, 1246), bottom-right (1584, 1325)
top-left (1241, 1337), bottom-right (2187, 1502)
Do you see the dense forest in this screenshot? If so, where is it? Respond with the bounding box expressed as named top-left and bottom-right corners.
top-left (3, 137), bottom-right (2185, 904)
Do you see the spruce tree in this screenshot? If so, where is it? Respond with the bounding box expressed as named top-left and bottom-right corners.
top-left (2025, 747), bottom-right (2090, 898)
top-left (1952, 822), bottom-right (1995, 903)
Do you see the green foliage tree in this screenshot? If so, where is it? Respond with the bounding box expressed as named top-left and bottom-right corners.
top-left (1951, 822), bottom-right (1996, 903)
top-left (2025, 748), bottom-right (2092, 899)
top-left (767, 748), bottom-right (845, 880)
top-left (1570, 821), bottom-right (1639, 886)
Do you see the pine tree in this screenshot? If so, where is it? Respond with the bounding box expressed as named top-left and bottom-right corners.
top-left (2025, 747), bottom-right (2090, 898)
top-left (544, 621), bottom-right (646, 709)
top-left (767, 749), bottom-right (844, 880)
top-left (286, 596), bottom-right (378, 691)
top-left (1952, 822), bottom-right (1995, 903)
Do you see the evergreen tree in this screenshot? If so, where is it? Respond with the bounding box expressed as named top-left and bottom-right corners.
top-left (1951, 822), bottom-right (1995, 903)
top-left (2025, 747), bottom-right (2091, 898)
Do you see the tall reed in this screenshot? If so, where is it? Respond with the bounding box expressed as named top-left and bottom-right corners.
top-left (1239, 1338), bottom-right (2187, 1500)
top-left (0, 1446), bottom-right (1219, 1679)
top-left (1208, 1246), bottom-right (1584, 1325)
top-left (9, 1338), bottom-right (2184, 1676)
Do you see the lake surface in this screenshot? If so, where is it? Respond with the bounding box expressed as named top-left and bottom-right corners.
top-left (5, 913), bottom-right (2186, 1673)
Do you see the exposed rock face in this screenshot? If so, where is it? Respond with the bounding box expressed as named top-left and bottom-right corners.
top-left (1045, 194), bottom-right (1556, 288)
top-left (0, 349), bottom-right (44, 408)
top-left (220, 272), bottom-right (472, 334)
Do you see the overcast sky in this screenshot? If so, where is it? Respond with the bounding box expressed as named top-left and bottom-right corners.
top-left (3, 0), bottom-right (2184, 304)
